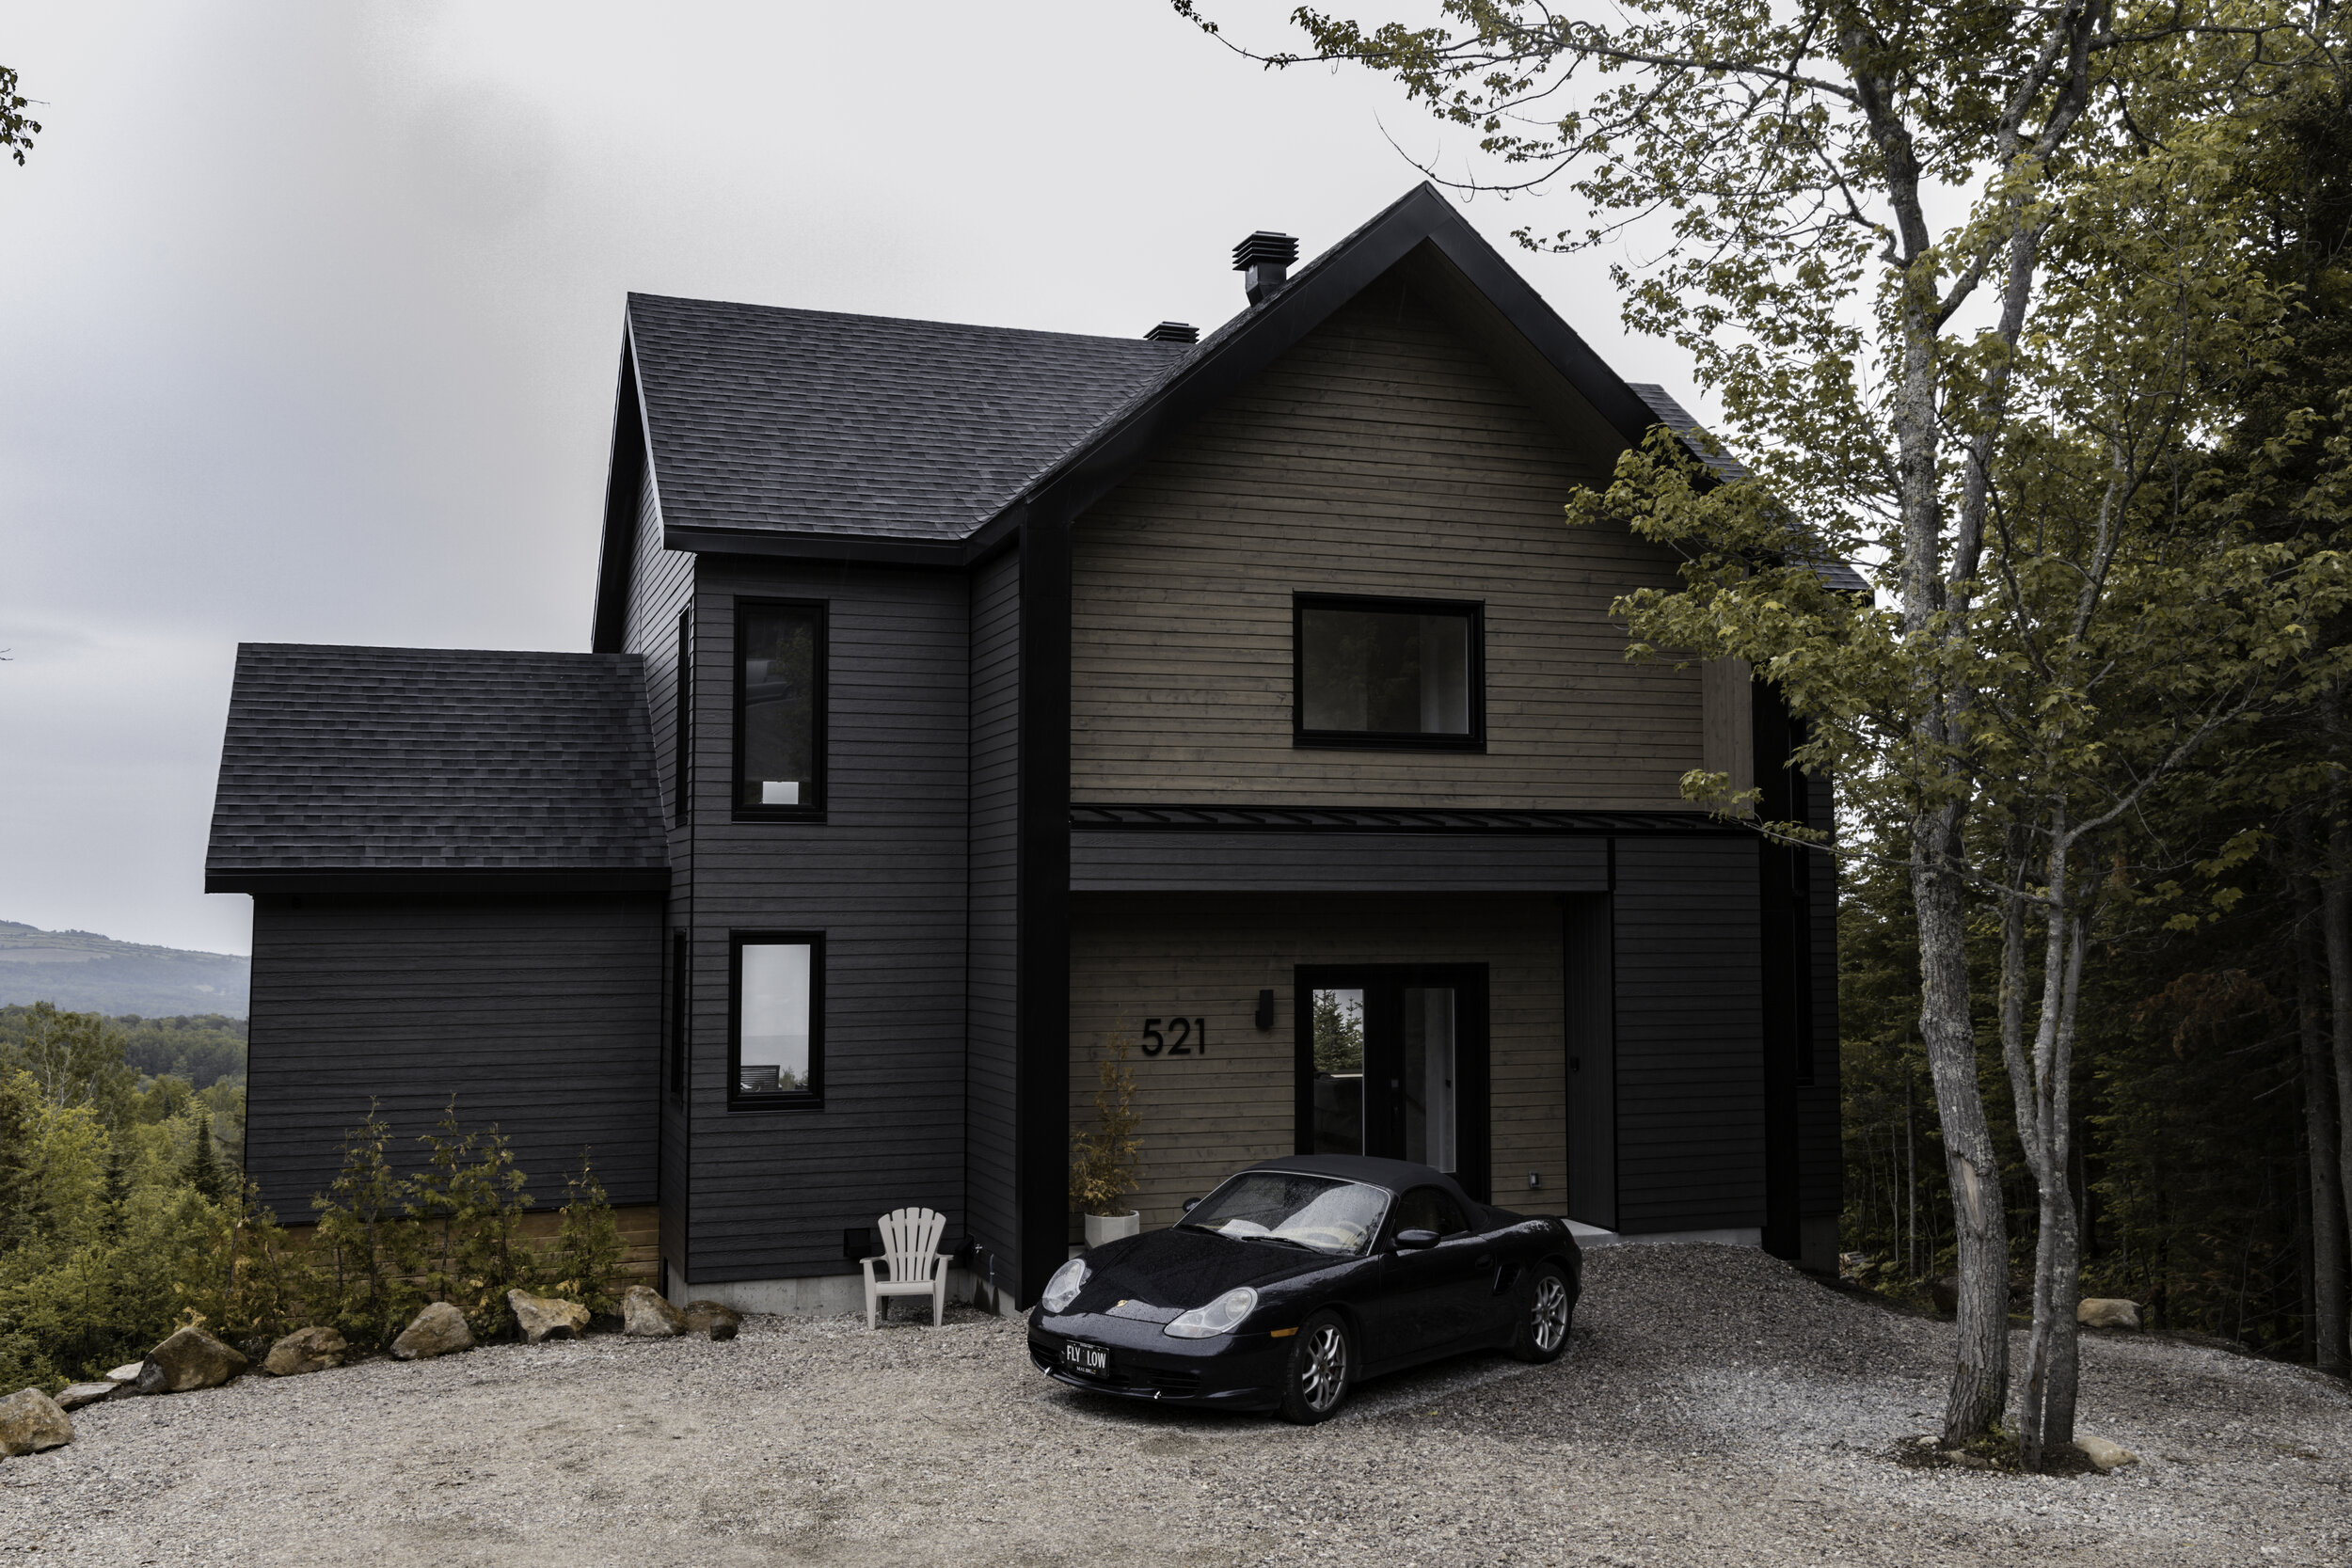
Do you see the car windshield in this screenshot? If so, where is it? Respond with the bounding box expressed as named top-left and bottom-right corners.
top-left (1179, 1171), bottom-right (1388, 1256)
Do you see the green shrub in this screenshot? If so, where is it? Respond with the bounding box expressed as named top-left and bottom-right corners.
top-left (547, 1151), bottom-right (625, 1314)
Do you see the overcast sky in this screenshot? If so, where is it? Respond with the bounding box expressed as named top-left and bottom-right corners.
top-left (0, 2), bottom-right (1682, 958)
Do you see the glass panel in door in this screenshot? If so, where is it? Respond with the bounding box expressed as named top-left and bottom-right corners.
top-left (1311, 988), bottom-right (1366, 1156)
top-left (1401, 987), bottom-right (1457, 1173)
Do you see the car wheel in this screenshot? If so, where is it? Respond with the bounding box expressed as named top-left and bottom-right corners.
top-left (1277, 1310), bottom-right (1353, 1424)
top-left (1510, 1263), bottom-right (1575, 1364)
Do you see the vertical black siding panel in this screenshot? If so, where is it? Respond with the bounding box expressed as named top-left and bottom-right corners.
top-left (620, 460), bottom-right (696, 1285)
top-left (1799, 771), bottom-right (1842, 1223)
top-left (1564, 890), bottom-right (1617, 1229)
top-left (1611, 835), bottom-right (1765, 1232)
top-left (966, 546), bottom-right (1021, 1290)
top-left (684, 561), bottom-right (969, 1283)
top-left (244, 895), bottom-right (663, 1212)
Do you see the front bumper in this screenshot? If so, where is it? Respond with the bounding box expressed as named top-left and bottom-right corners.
top-left (1027, 1309), bottom-right (1290, 1409)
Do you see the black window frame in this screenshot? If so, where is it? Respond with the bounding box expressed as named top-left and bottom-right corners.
top-left (673, 608), bottom-right (693, 828)
top-left (1292, 592), bottom-right (1486, 752)
top-left (667, 929), bottom-right (689, 1105)
top-left (726, 929), bottom-right (825, 1112)
top-left (730, 597), bottom-right (828, 822)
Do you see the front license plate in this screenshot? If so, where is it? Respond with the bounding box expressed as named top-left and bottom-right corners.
top-left (1061, 1340), bottom-right (1109, 1377)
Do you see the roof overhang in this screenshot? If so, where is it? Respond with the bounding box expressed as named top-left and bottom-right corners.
top-left (209, 868), bottom-right (672, 897)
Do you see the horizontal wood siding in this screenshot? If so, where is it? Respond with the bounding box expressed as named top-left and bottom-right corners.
top-left (1067, 893), bottom-right (1565, 1234)
top-left (966, 546), bottom-right (1021, 1286)
top-left (244, 894), bottom-right (663, 1212)
top-left (682, 560), bottom-right (969, 1282)
top-left (619, 456), bottom-right (696, 1282)
top-left (1071, 830), bottom-right (1610, 893)
top-left (1610, 836), bottom-right (1766, 1233)
top-left (1071, 277), bottom-right (1699, 809)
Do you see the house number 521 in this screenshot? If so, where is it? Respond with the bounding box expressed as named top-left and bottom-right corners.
top-left (1140, 1018), bottom-right (1207, 1056)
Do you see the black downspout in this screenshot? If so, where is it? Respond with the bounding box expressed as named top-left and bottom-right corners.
top-left (1014, 505), bottom-right (1073, 1308)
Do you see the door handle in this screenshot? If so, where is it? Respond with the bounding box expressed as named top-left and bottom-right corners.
top-left (1474, 1253), bottom-right (1494, 1269)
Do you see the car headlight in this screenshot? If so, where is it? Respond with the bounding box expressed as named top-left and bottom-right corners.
top-left (1165, 1286), bottom-right (1258, 1338)
top-left (1041, 1259), bottom-right (1089, 1315)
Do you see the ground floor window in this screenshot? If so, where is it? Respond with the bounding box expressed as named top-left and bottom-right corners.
top-left (730, 932), bottom-right (822, 1108)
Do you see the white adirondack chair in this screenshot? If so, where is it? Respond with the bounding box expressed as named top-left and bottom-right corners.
top-left (861, 1207), bottom-right (950, 1328)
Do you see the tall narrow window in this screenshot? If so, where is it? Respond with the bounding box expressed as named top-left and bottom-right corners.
top-left (734, 600), bottom-right (826, 817)
top-left (1295, 594), bottom-right (1484, 750)
top-left (730, 933), bottom-right (823, 1108)
top-left (673, 609), bottom-right (693, 827)
top-left (668, 929), bottom-right (689, 1102)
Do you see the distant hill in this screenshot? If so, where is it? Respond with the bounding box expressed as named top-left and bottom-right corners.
top-left (0, 920), bottom-right (249, 1018)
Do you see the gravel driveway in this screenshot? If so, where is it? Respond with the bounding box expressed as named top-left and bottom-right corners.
top-left (2, 1243), bottom-right (2344, 1566)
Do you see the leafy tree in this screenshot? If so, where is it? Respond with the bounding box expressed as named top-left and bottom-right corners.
top-left (414, 1099), bottom-right (537, 1336)
top-left (1181, 0), bottom-right (2352, 1460)
top-left (310, 1106), bottom-right (425, 1347)
top-left (0, 64), bottom-right (36, 167)
top-left (4, 1003), bottom-right (138, 1129)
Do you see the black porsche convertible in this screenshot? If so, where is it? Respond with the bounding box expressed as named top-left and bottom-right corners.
top-left (1027, 1154), bottom-right (1581, 1423)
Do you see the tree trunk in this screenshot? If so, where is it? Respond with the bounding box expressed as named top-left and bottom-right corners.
top-left (1915, 808), bottom-right (2010, 1443)
top-left (2298, 915), bottom-right (2347, 1372)
top-left (2327, 696), bottom-right (2352, 1374)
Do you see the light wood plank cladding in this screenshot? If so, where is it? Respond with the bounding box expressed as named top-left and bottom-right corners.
top-left (1072, 276), bottom-right (1701, 808)
top-left (1067, 893), bottom-right (1565, 1235)
top-left (1701, 657), bottom-right (1756, 812)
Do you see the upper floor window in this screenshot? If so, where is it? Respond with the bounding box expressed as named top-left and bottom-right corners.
top-left (734, 600), bottom-right (826, 817)
top-left (1294, 594), bottom-right (1484, 751)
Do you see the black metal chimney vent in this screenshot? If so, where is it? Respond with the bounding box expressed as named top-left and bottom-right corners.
top-left (1144, 321), bottom-right (1200, 343)
top-left (1232, 230), bottom-right (1299, 305)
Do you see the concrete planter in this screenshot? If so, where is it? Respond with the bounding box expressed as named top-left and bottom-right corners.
top-left (1084, 1211), bottom-right (1140, 1248)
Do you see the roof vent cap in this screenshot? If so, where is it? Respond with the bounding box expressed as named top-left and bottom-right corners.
top-left (1144, 321), bottom-right (1200, 343)
top-left (1232, 231), bottom-right (1299, 305)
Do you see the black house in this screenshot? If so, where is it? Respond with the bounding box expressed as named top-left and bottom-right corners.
top-left (207, 185), bottom-right (1843, 1312)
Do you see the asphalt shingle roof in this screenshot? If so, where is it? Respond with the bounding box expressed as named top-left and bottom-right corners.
top-left (207, 644), bottom-right (668, 878)
top-left (627, 293), bottom-right (1195, 543)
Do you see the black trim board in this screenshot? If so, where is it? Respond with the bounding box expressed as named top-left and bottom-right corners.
top-left (212, 868), bottom-right (671, 896)
top-left (1013, 504), bottom-right (1072, 1309)
top-left (591, 327), bottom-right (653, 655)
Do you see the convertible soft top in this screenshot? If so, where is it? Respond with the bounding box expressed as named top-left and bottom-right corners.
top-left (1240, 1154), bottom-right (1502, 1223)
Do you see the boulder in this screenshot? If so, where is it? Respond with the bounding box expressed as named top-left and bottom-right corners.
top-left (621, 1285), bottom-right (685, 1338)
top-left (103, 1362), bottom-right (142, 1384)
top-left (2078, 1297), bottom-right (2143, 1331)
top-left (2077, 1433), bottom-right (2139, 1472)
top-left (262, 1326), bottom-right (348, 1377)
top-left (1929, 1275), bottom-right (1959, 1314)
top-left (681, 1300), bottom-right (742, 1340)
top-left (53, 1383), bottom-right (116, 1413)
top-left (0, 1389), bottom-right (72, 1456)
top-left (508, 1290), bottom-right (591, 1345)
top-left (390, 1301), bottom-right (474, 1361)
top-left (134, 1326), bottom-right (249, 1395)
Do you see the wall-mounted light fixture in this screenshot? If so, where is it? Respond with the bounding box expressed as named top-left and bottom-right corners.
top-left (1255, 989), bottom-right (1276, 1029)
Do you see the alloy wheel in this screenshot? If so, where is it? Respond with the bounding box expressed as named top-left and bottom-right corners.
top-left (1532, 1275), bottom-right (1571, 1353)
top-left (1300, 1323), bottom-right (1349, 1412)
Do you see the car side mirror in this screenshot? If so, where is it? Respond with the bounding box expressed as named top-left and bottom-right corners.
top-left (1182, 1196), bottom-right (1201, 1212)
top-left (1394, 1228), bottom-right (1440, 1251)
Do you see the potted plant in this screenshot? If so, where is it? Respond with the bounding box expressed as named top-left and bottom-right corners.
top-left (1070, 1032), bottom-right (1142, 1246)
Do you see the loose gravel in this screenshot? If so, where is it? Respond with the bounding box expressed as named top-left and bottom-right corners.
top-left (1, 1243), bottom-right (2345, 1565)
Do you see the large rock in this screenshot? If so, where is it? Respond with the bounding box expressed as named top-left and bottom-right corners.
top-left (263, 1326), bottom-right (348, 1377)
top-left (508, 1290), bottom-right (591, 1345)
top-left (2077, 1433), bottom-right (2139, 1472)
top-left (681, 1300), bottom-right (742, 1341)
top-left (103, 1362), bottom-right (142, 1384)
top-left (2078, 1297), bottom-right (2143, 1330)
top-left (390, 1301), bottom-right (474, 1361)
top-left (53, 1383), bottom-right (116, 1413)
top-left (0, 1389), bottom-right (74, 1455)
top-left (621, 1286), bottom-right (685, 1338)
top-left (135, 1326), bottom-right (249, 1395)
top-left (1929, 1275), bottom-right (1959, 1314)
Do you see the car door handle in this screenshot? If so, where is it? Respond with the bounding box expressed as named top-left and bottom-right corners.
top-left (1474, 1253), bottom-right (1494, 1269)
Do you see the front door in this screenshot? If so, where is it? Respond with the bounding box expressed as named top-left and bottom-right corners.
top-left (1295, 965), bottom-right (1490, 1200)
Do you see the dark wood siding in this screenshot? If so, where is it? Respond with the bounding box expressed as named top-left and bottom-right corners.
top-left (1072, 831), bottom-right (1609, 893)
top-left (681, 559), bottom-right (969, 1283)
top-left (965, 546), bottom-right (1021, 1288)
top-left (618, 458), bottom-right (697, 1285)
top-left (244, 893), bottom-right (662, 1212)
top-left (1071, 277), bottom-right (1701, 809)
top-left (1610, 836), bottom-right (1766, 1233)
top-left (1799, 772), bottom-right (1842, 1222)
top-left (1564, 890), bottom-right (1616, 1229)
